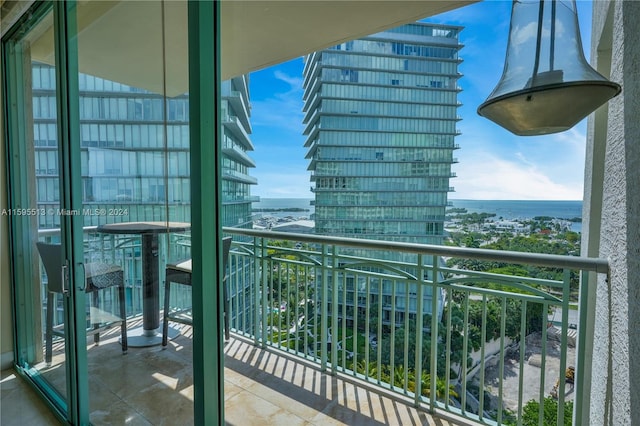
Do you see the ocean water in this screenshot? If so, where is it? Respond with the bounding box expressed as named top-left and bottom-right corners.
top-left (253, 198), bottom-right (315, 218)
top-left (450, 199), bottom-right (583, 232)
top-left (254, 198), bottom-right (583, 231)
top-left (449, 200), bottom-right (582, 220)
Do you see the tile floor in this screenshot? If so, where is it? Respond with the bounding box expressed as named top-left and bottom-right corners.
top-left (1, 323), bottom-right (468, 425)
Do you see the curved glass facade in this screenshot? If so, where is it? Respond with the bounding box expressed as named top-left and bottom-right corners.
top-left (32, 66), bottom-right (257, 229)
top-left (304, 22), bottom-right (462, 245)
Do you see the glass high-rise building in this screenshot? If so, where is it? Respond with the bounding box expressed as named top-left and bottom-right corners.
top-left (221, 76), bottom-right (259, 229)
top-left (32, 65), bottom-right (257, 231)
top-left (303, 22), bottom-right (462, 246)
top-left (32, 65), bottom-right (257, 330)
top-left (303, 23), bottom-right (463, 324)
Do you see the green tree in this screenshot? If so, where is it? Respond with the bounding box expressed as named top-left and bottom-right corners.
top-left (506, 397), bottom-right (573, 426)
top-left (464, 235), bottom-right (481, 248)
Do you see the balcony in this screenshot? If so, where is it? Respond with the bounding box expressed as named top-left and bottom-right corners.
top-left (224, 90), bottom-right (252, 132)
top-left (4, 323), bottom-right (461, 426)
top-left (222, 169), bottom-right (259, 185)
top-left (222, 114), bottom-right (255, 151)
top-left (22, 226), bottom-right (607, 425)
top-left (222, 143), bottom-right (257, 168)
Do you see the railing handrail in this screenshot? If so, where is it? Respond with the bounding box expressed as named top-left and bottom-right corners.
top-left (223, 226), bottom-right (609, 274)
top-left (38, 225), bottom-right (609, 274)
top-left (37, 225), bottom-right (99, 237)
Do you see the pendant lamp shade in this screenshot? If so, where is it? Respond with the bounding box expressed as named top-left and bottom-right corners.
top-left (478, 0), bottom-right (620, 136)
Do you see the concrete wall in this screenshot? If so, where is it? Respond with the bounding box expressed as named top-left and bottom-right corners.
top-left (586, 1), bottom-right (640, 424)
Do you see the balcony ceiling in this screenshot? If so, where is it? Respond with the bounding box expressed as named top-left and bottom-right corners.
top-left (22, 0), bottom-right (475, 96)
top-left (221, 1), bottom-right (475, 81)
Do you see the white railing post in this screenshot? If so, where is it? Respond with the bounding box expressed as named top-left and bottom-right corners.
top-left (430, 254), bottom-right (439, 412)
top-left (330, 245), bottom-right (339, 375)
top-left (414, 254), bottom-right (424, 406)
top-left (320, 243), bottom-right (329, 372)
top-left (575, 269), bottom-right (597, 426)
top-left (219, 227), bottom-right (609, 425)
top-left (556, 269), bottom-right (572, 426)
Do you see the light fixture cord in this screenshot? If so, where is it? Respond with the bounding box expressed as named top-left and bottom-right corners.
top-left (550, 0), bottom-right (556, 71)
top-left (531, 0), bottom-right (545, 86)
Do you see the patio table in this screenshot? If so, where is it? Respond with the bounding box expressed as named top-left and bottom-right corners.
top-left (97, 221), bottom-right (191, 347)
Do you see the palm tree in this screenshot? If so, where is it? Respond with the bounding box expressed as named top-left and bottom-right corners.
top-left (420, 371), bottom-right (458, 403)
top-left (392, 365), bottom-right (415, 391)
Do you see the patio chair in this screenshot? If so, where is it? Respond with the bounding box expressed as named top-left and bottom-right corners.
top-left (36, 242), bottom-right (128, 364)
top-left (162, 237), bottom-right (232, 346)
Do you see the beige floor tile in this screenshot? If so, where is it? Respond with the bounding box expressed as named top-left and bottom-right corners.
top-left (225, 389), bottom-right (308, 426)
top-left (0, 371), bottom-right (62, 426)
top-left (126, 381), bottom-right (194, 426)
top-left (2, 332), bottom-right (455, 426)
top-left (90, 399), bottom-right (153, 426)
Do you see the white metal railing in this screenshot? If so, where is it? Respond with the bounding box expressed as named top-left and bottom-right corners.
top-left (36, 225), bottom-right (607, 425)
top-left (223, 227), bottom-right (607, 426)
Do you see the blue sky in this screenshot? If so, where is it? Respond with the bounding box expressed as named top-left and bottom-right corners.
top-left (248, 1), bottom-right (593, 201)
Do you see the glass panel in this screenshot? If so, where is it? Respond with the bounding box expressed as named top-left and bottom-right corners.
top-left (72, 1), bottom-right (191, 423)
top-left (6, 7), bottom-right (69, 412)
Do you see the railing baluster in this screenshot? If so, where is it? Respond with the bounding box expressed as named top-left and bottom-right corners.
top-left (539, 301), bottom-right (548, 426)
top-left (390, 276), bottom-right (396, 390)
top-left (253, 237), bottom-right (261, 344)
top-left (462, 291), bottom-right (470, 415)
top-left (479, 294), bottom-right (487, 422)
top-left (341, 270), bottom-right (347, 372)
top-left (377, 277), bottom-right (383, 385)
top-left (260, 237), bottom-right (268, 347)
top-left (518, 299), bottom-right (527, 426)
top-left (320, 243), bottom-right (329, 372)
top-left (498, 296), bottom-right (507, 425)
top-left (403, 278), bottom-right (409, 394)
top-left (430, 255), bottom-right (439, 413)
top-left (415, 253), bottom-right (424, 406)
top-left (298, 262), bottom-right (303, 356)
top-left (444, 286), bottom-right (452, 409)
top-left (353, 272), bottom-right (359, 377)
top-left (330, 244), bottom-right (338, 374)
top-left (557, 269), bottom-right (571, 426)
top-left (277, 258), bottom-right (282, 349)
top-left (313, 258), bottom-right (320, 363)
top-left (365, 275), bottom-right (371, 381)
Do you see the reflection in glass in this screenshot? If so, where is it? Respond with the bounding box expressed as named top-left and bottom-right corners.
top-left (6, 7), bottom-right (70, 408)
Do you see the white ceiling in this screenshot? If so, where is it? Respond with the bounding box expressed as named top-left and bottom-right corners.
top-left (221, 1), bottom-right (476, 79)
top-left (23, 0), bottom-right (476, 96)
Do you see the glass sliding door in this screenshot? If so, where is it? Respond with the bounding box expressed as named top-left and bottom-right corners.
top-left (4, 0), bottom-right (223, 423)
top-left (72, 1), bottom-right (192, 423)
top-left (3, 3), bottom-right (76, 421)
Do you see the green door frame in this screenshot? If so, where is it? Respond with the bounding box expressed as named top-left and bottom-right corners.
top-left (53, 1), bottom-right (89, 424)
top-left (188, 1), bottom-right (225, 424)
top-left (2, 1), bottom-right (90, 423)
top-left (4, 0), bottom-right (225, 423)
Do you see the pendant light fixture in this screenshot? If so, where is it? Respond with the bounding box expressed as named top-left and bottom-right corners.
top-left (478, 0), bottom-right (620, 136)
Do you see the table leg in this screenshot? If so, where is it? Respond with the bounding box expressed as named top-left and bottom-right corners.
top-left (125, 233), bottom-right (178, 347)
top-left (142, 233), bottom-right (159, 331)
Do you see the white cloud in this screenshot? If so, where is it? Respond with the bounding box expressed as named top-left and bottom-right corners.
top-left (453, 150), bottom-right (583, 200)
top-left (273, 70), bottom-right (303, 91)
top-left (513, 22), bottom-right (540, 49)
top-left (250, 70), bottom-right (305, 134)
top-left (252, 171), bottom-right (312, 198)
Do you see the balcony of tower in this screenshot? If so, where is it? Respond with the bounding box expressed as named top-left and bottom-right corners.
top-left (223, 89), bottom-right (252, 132)
top-left (222, 114), bottom-right (255, 151)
